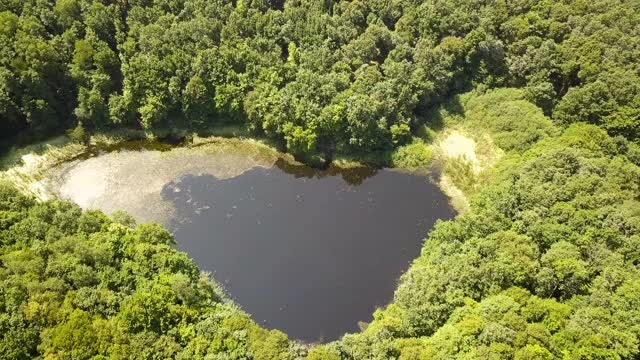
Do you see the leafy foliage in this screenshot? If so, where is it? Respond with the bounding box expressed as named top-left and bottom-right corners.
top-left (391, 140), bottom-right (433, 171)
top-left (1, 1), bottom-right (639, 359)
top-left (1, 0), bottom-right (638, 155)
top-left (0, 183), bottom-right (295, 359)
top-left (337, 117), bottom-right (640, 358)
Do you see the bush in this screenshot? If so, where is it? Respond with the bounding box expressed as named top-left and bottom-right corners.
top-left (391, 140), bottom-right (434, 171)
top-left (66, 123), bottom-right (87, 144)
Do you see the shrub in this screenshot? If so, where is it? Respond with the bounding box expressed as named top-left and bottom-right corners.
top-left (391, 140), bottom-right (434, 171)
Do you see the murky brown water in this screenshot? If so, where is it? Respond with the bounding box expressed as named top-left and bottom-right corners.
top-left (47, 139), bottom-right (455, 342)
top-left (163, 160), bottom-right (454, 342)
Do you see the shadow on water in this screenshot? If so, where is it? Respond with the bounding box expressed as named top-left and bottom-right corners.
top-left (161, 162), bottom-right (455, 343)
top-left (274, 158), bottom-right (378, 186)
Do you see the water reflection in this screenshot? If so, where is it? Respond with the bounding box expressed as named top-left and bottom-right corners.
top-left (162, 163), bottom-right (455, 342)
top-left (274, 158), bottom-right (378, 186)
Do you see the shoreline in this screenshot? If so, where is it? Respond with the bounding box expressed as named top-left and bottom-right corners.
top-left (0, 123), bottom-right (501, 216)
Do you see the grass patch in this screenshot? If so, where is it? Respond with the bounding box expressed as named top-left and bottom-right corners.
top-left (332, 150), bottom-right (392, 169)
top-left (191, 136), bottom-right (286, 165)
top-left (430, 126), bottom-right (503, 213)
top-left (442, 156), bottom-right (479, 194)
top-left (0, 136), bottom-right (71, 168)
top-left (0, 141), bottom-right (88, 199)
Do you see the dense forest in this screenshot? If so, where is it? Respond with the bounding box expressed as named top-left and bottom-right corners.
top-left (1, 0), bottom-right (638, 156)
top-left (1, 0), bottom-right (639, 359)
top-left (0, 184), bottom-right (299, 359)
top-left (332, 94), bottom-right (640, 359)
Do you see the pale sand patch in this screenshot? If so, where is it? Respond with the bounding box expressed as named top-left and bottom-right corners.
top-left (434, 130), bottom-right (502, 213)
top-left (46, 140), bottom-right (281, 224)
top-left (437, 131), bottom-right (480, 173)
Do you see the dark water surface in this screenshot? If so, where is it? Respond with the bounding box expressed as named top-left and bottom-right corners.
top-left (162, 161), bottom-right (454, 342)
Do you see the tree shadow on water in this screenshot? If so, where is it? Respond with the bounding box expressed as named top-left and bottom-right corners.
top-left (274, 158), bottom-right (378, 186)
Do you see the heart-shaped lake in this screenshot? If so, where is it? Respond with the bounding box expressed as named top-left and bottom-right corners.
top-left (162, 160), bottom-right (454, 342)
